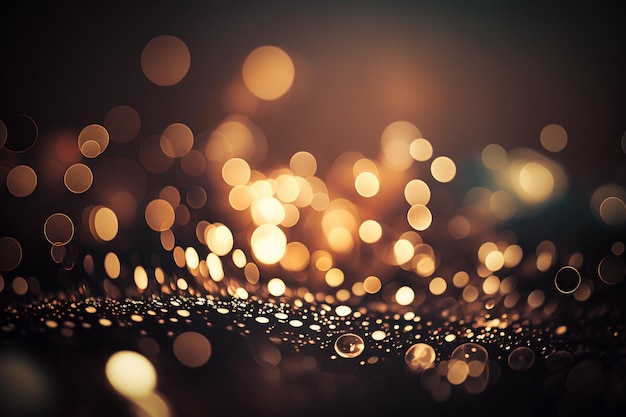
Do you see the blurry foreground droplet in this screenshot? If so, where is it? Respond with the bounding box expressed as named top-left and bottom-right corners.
top-left (334, 333), bottom-right (365, 358)
top-left (405, 343), bottom-right (436, 372)
top-left (507, 346), bottom-right (535, 371)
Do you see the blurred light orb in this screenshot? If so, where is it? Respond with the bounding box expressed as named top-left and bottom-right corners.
top-left (145, 199), bottom-right (176, 232)
top-left (540, 123), bottom-right (568, 152)
top-left (250, 224), bottom-right (287, 264)
top-left (141, 35), bottom-right (191, 86)
top-left (173, 332), bottom-right (212, 368)
top-left (430, 156), bottom-right (456, 183)
top-left (105, 350), bottom-right (156, 399)
top-left (242, 45), bottom-right (295, 100)
top-left (519, 161), bottom-right (554, 203)
top-left (6, 165), bottom-right (37, 197)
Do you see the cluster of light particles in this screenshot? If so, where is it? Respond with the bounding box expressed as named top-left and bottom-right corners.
top-left (1, 34), bottom-right (625, 414)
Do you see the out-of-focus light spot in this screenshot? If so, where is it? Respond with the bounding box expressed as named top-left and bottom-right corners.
top-left (448, 215), bottom-right (470, 239)
top-left (452, 270), bottom-right (469, 288)
top-left (535, 240), bottom-right (556, 272)
top-left (63, 163), bottom-right (93, 193)
top-left (186, 186), bottom-right (207, 209)
top-left (394, 239), bottom-right (415, 265)
top-left (280, 241), bottom-right (309, 271)
top-left (0, 350), bottom-right (54, 416)
top-left (405, 343), bottom-right (436, 372)
top-left (598, 255), bottom-right (625, 285)
top-left (554, 266), bottom-right (581, 294)
top-left (484, 251), bottom-right (504, 272)
top-left (599, 196), bottom-right (626, 225)
top-left (503, 244), bottom-right (523, 268)
top-left (44, 213), bottom-right (74, 246)
top-left (12, 276), bottom-right (28, 295)
top-left (134, 266), bottom-right (149, 291)
top-left (232, 249), bottom-right (246, 268)
top-left (527, 289), bottom-right (545, 308)
top-left (141, 35), bottom-right (190, 87)
top-left (508, 346), bottom-right (535, 371)
top-left (363, 276), bottom-right (382, 294)
top-left (133, 392), bottom-right (171, 417)
top-left (407, 204), bottom-right (432, 231)
top-left (267, 277), bottom-right (286, 297)
top-left (103, 105), bottom-right (141, 143)
top-left (290, 151), bottom-right (317, 177)
top-left (371, 330), bottom-right (386, 340)
top-left (430, 156), bottom-right (456, 183)
top-left (93, 207), bottom-right (118, 241)
top-left (0, 237), bottom-right (22, 271)
top-left (612, 241), bottom-right (625, 256)
top-left (205, 223), bottom-right (234, 256)
top-left (229, 185), bottom-right (253, 210)
top-left (325, 268), bottom-right (345, 287)
top-left (380, 120), bottom-right (421, 171)
top-left (78, 124), bottom-right (109, 158)
top-left (251, 197), bottom-right (285, 225)
top-left (429, 277), bottom-right (447, 295)
top-left (1, 114), bottom-right (38, 152)
top-left (242, 45), bottom-right (295, 100)
top-left (206, 116), bottom-right (267, 164)
top-left (6, 165), bottom-right (37, 197)
top-left (573, 280), bottom-right (592, 302)
top-left (335, 305), bottom-right (352, 317)
top-left (145, 199), bottom-right (175, 232)
top-left (105, 350), bottom-right (156, 399)
top-left (354, 171), bottom-right (380, 198)
top-left (206, 253), bottom-right (224, 282)
top-left (160, 123), bottom-right (194, 158)
top-left (481, 144), bottom-right (507, 170)
top-left (462, 286), bottom-right (479, 302)
top-left (327, 227), bottom-right (354, 254)
top-left (104, 252), bottom-right (121, 279)
top-left (540, 123), bottom-right (568, 152)
top-left (184, 247), bottom-right (199, 269)
top-left (334, 333), bottom-right (365, 358)
top-left (515, 161), bottom-right (554, 204)
top-left (161, 229), bottom-right (175, 251)
top-left (447, 359), bottom-right (470, 385)
top-left (250, 224), bottom-right (286, 265)
top-left (222, 158), bottom-right (251, 186)
top-left (359, 220), bottom-right (383, 244)
top-left (489, 190), bottom-right (516, 220)
top-left (482, 275), bottom-right (500, 295)
top-left (404, 179), bottom-right (431, 206)
top-left (276, 175), bottom-right (299, 203)
top-left (173, 332), bottom-right (212, 368)
top-left (395, 286), bottom-right (415, 305)
top-left (409, 138), bottom-right (433, 162)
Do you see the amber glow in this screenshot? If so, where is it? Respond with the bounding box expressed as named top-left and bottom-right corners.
top-left (242, 46), bottom-right (295, 100)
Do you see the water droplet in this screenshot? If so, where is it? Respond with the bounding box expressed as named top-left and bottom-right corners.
top-left (405, 343), bottom-right (436, 372)
top-left (334, 333), bottom-right (365, 359)
top-left (508, 346), bottom-right (535, 371)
